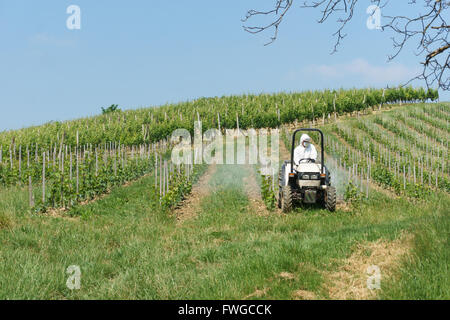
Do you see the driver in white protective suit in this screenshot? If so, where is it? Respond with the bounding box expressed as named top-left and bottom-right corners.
top-left (293, 134), bottom-right (318, 165)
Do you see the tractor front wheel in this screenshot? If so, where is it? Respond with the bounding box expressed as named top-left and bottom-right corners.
top-left (325, 186), bottom-right (336, 212)
top-left (281, 185), bottom-right (293, 213)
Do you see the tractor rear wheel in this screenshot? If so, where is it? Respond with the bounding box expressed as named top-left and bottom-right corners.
top-left (281, 185), bottom-right (293, 213)
top-left (325, 186), bottom-right (336, 212)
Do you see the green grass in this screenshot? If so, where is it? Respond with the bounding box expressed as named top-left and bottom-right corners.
top-left (1, 162), bottom-right (448, 299)
top-left (379, 208), bottom-right (450, 299)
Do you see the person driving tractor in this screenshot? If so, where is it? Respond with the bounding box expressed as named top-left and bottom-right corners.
top-left (293, 134), bottom-right (318, 165)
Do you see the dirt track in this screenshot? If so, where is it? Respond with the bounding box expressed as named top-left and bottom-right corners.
top-left (174, 164), bottom-right (217, 223)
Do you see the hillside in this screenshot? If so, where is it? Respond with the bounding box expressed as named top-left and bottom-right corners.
top-left (0, 87), bottom-right (438, 147)
top-left (0, 98), bottom-right (448, 299)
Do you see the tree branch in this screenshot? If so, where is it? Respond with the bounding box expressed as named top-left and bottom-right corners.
top-left (243, 0), bottom-right (449, 90)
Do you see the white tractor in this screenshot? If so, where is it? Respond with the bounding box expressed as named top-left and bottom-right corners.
top-left (278, 128), bottom-right (336, 212)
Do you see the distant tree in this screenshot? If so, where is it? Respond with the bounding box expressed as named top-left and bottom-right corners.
top-left (243, 0), bottom-right (449, 90)
top-left (101, 104), bottom-right (121, 114)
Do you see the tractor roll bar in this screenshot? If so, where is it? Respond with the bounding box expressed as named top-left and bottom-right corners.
top-left (290, 128), bottom-right (325, 174)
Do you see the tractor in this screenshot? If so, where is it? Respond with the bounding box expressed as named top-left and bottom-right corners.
top-left (278, 128), bottom-right (336, 212)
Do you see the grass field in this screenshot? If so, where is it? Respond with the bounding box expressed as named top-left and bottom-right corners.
top-left (0, 103), bottom-right (449, 299)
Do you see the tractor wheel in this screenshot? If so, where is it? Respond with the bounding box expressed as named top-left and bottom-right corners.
top-left (325, 186), bottom-right (336, 212)
top-left (281, 185), bottom-right (293, 213)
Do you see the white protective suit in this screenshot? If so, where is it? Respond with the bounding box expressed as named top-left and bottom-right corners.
top-left (293, 134), bottom-right (318, 165)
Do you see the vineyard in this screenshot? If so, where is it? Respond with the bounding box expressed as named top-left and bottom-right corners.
top-left (256, 103), bottom-right (449, 209)
top-left (0, 138), bottom-right (206, 214)
top-left (322, 104), bottom-right (449, 197)
top-left (0, 88), bottom-right (449, 300)
top-left (0, 86), bottom-right (438, 148)
top-left (0, 87), bottom-right (438, 212)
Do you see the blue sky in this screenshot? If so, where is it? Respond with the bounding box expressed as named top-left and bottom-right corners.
top-left (0, 0), bottom-right (447, 131)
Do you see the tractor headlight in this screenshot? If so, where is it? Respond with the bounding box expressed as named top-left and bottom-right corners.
top-left (302, 175), bottom-right (310, 180)
top-left (310, 174), bottom-right (319, 180)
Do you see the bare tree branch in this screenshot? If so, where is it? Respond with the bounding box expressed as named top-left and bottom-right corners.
top-left (242, 0), bottom-right (294, 46)
top-left (243, 0), bottom-right (449, 91)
